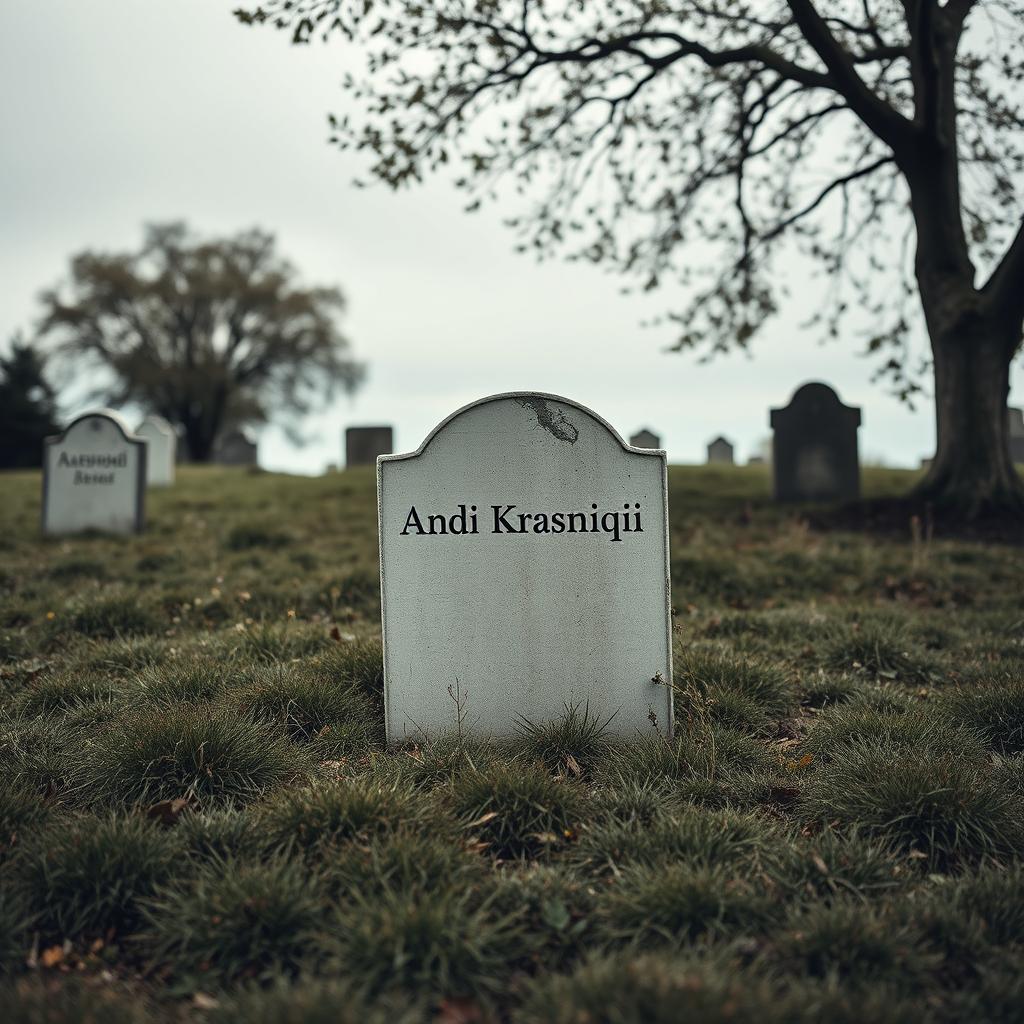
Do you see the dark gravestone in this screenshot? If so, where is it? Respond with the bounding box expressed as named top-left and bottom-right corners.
top-left (214, 429), bottom-right (258, 467)
top-left (770, 383), bottom-right (861, 502)
top-left (629, 428), bottom-right (661, 449)
top-left (1008, 407), bottom-right (1024, 465)
top-left (706, 436), bottom-right (734, 465)
top-left (346, 426), bottom-right (394, 467)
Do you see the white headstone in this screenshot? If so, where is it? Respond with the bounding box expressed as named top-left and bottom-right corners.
top-left (378, 393), bottom-right (673, 743)
top-left (136, 415), bottom-right (176, 487)
top-left (42, 411), bottom-right (146, 535)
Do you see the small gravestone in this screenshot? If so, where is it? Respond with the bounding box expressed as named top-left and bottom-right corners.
top-left (747, 455), bottom-right (766, 466)
top-left (629, 428), bottom-right (661, 449)
top-left (42, 411), bottom-right (146, 535)
top-left (770, 382), bottom-right (861, 502)
top-left (214, 429), bottom-right (258, 466)
top-left (706, 436), bottom-right (735, 465)
top-left (136, 415), bottom-right (176, 487)
top-left (346, 425), bottom-right (394, 467)
top-left (378, 393), bottom-right (673, 742)
top-left (1008, 407), bottom-right (1024, 464)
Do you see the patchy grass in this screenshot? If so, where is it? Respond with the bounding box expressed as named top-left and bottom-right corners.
top-left (1, 464), bottom-right (1023, 1019)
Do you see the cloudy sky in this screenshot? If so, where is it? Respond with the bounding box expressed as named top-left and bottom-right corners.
top-left (3, 0), bottom-right (1020, 472)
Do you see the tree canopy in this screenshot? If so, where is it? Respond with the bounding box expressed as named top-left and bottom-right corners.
top-left (38, 222), bottom-right (364, 461)
top-left (0, 337), bottom-right (60, 470)
top-left (238, 0), bottom-right (1024, 511)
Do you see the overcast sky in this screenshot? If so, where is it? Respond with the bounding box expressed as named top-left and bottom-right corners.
top-left (3, 0), bottom-right (1021, 472)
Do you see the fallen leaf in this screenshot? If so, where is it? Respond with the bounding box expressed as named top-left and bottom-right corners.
top-left (564, 753), bottom-right (582, 776)
top-left (147, 797), bottom-right (192, 827)
top-left (193, 992), bottom-right (220, 1010)
top-left (41, 945), bottom-right (65, 968)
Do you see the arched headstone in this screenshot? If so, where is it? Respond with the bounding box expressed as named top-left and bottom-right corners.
top-left (706, 436), bottom-right (735, 465)
top-left (136, 415), bottom-right (177, 486)
top-left (42, 411), bottom-right (146, 535)
top-left (213, 430), bottom-right (258, 466)
top-left (770, 383), bottom-right (861, 502)
top-left (378, 393), bottom-right (673, 742)
top-left (1008, 407), bottom-right (1024, 465)
top-left (629, 428), bottom-right (661, 449)
top-left (346, 425), bottom-right (394, 467)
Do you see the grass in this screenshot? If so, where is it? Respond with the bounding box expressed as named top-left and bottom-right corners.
top-left (1, 463), bottom-right (1024, 1019)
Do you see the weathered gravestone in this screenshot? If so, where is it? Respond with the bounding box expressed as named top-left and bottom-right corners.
top-left (42, 411), bottom-right (145, 535)
top-left (213, 429), bottom-right (258, 466)
top-left (706, 436), bottom-right (735, 465)
top-left (629, 428), bottom-right (661, 449)
top-left (1008, 407), bottom-right (1024, 464)
top-left (378, 393), bottom-right (673, 742)
top-left (136, 415), bottom-right (176, 487)
top-left (346, 425), bottom-right (393, 467)
top-left (770, 382), bottom-right (861, 502)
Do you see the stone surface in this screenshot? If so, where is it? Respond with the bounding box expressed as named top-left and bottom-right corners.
top-left (1008, 407), bottom-right (1024, 464)
top-left (136, 415), bottom-right (176, 486)
top-left (628, 428), bottom-right (661, 449)
top-left (770, 382), bottom-right (861, 502)
top-left (346, 425), bottom-right (394, 467)
top-left (378, 393), bottom-right (673, 743)
top-left (42, 411), bottom-right (145, 535)
top-left (214, 430), bottom-right (258, 466)
top-left (706, 436), bottom-right (734, 465)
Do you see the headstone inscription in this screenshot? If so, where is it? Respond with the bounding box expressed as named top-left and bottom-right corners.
top-left (629, 428), bottom-right (661, 449)
top-left (42, 411), bottom-right (146, 535)
top-left (706, 436), bottom-right (735, 465)
top-left (1008, 407), bottom-right (1024, 464)
top-left (770, 382), bottom-right (861, 502)
top-left (378, 393), bottom-right (673, 742)
top-left (346, 425), bottom-right (394, 467)
top-left (213, 430), bottom-right (258, 467)
top-left (136, 415), bottom-right (176, 487)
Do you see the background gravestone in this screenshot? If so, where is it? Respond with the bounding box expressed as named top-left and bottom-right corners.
top-left (42, 410), bottom-right (145, 535)
top-left (378, 393), bottom-right (673, 742)
top-left (346, 425), bottom-right (394, 467)
top-left (628, 428), bottom-right (661, 449)
top-left (770, 382), bottom-right (861, 502)
top-left (213, 429), bottom-right (258, 466)
top-left (706, 436), bottom-right (735, 465)
top-left (1008, 407), bottom-right (1024, 464)
top-left (136, 415), bottom-right (176, 486)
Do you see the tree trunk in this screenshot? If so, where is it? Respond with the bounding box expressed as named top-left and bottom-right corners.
top-left (181, 414), bottom-right (216, 463)
top-left (914, 324), bottom-right (1024, 516)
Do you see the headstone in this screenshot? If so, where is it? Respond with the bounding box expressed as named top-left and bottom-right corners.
top-left (1008, 407), bottom-right (1024, 464)
top-left (378, 392), bottom-right (673, 742)
top-left (213, 429), bottom-right (258, 467)
top-left (629, 428), bottom-right (661, 449)
top-left (747, 455), bottom-right (765, 466)
top-left (42, 410), bottom-right (146, 535)
top-left (136, 415), bottom-right (176, 486)
top-left (346, 425), bottom-right (394, 467)
top-left (770, 382), bottom-right (861, 502)
top-left (706, 436), bottom-right (735, 465)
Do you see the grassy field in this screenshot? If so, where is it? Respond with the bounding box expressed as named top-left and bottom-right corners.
top-left (1, 464), bottom-right (1023, 1022)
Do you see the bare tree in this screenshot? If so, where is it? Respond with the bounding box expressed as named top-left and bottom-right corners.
top-left (38, 222), bottom-right (364, 460)
top-left (237, 0), bottom-right (1024, 513)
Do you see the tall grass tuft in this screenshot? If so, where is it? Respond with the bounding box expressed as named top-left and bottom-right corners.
top-left (79, 704), bottom-right (298, 806)
top-left (14, 815), bottom-right (181, 942)
top-left (800, 740), bottom-right (1024, 868)
top-left (142, 853), bottom-right (325, 986)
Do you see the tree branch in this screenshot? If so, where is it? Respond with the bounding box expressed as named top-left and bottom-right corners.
top-left (786, 0), bottom-right (913, 153)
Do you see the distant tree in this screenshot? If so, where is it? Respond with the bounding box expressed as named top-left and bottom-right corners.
top-left (239, 1), bottom-right (1024, 514)
top-left (0, 336), bottom-right (60, 469)
top-left (38, 222), bottom-right (365, 461)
